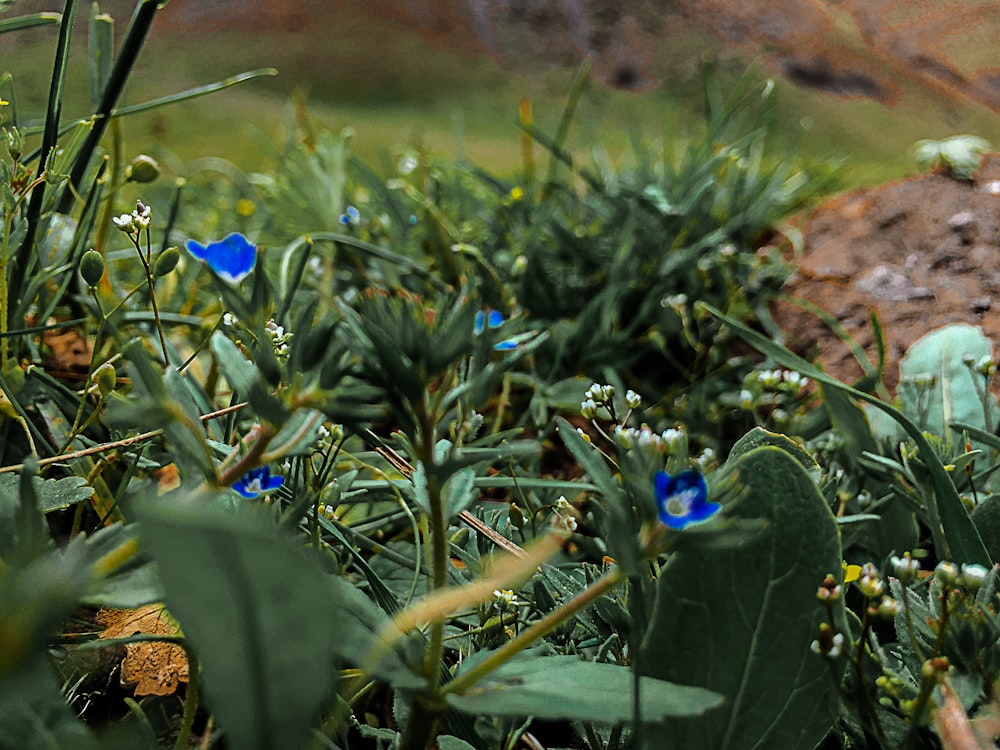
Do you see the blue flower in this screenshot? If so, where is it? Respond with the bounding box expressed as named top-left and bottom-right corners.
top-left (474, 309), bottom-right (519, 350)
top-left (654, 470), bottom-right (719, 529)
top-left (474, 309), bottom-right (505, 334)
top-left (231, 466), bottom-right (284, 499)
top-left (339, 205), bottom-right (360, 226)
top-left (184, 233), bottom-right (256, 284)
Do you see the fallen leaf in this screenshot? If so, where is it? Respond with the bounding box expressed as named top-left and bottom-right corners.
top-left (97, 604), bottom-right (189, 697)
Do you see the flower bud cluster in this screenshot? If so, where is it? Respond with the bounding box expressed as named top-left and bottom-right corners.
top-left (611, 424), bottom-right (685, 454)
top-left (492, 588), bottom-right (524, 611)
top-left (740, 369), bottom-right (810, 411)
top-left (317, 502), bottom-right (338, 521)
top-left (113, 199), bottom-right (152, 236)
top-left (858, 563), bottom-right (885, 598)
top-left (314, 422), bottom-right (345, 452)
top-left (890, 552), bottom-right (921, 584)
top-left (552, 495), bottom-right (578, 532)
top-left (810, 623), bottom-right (845, 658)
top-left (265, 319), bottom-right (293, 361)
top-left (963, 352), bottom-right (997, 378)
top-left (816, 574), bottom-right (841, 603)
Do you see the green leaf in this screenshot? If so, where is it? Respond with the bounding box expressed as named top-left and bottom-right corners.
top-left (445, 467), bottom-right (478, 520)
top-left (729, 427), bottom-right (818, 475)
top-left (108, 68), bottom-right (278, 120)
top-left (0, 654), bottom-right (99, 750)
top-left (897, 324), bottom-right (1000, 453)
top-left (0, 12), bottom-right (61, 34)
top-left (4, 474), bottom-right (94, 514)
top-left (556, 416), bottom-right (621, 501)
top-left (211, 331), bottom-right (259, 395)
top-left (136, 503), bottom-right (342, 750)
top-left (263, 408), bottom-right (325, 460)
top-left (703, 303), bottom-right (990, 566)
top-left (639, 445), bottom-right (844, 750)
top-left (448, 654), bottom-right (722, 723)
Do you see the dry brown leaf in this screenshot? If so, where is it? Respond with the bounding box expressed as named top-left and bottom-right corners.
top-left (43, 325), bottom-right (92, 374)
top-left (152, 464), bottom-right (181, 495)
top-left (97, 604), bottom-right (189, 697)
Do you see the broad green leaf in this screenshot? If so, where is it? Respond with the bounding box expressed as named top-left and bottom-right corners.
top-left (447, 654), bottom-right (722, 723)
top-left (703, 303), bottom-right (989, 566)
top-left (136, 503), bottom-right (341, 750)
top-left (0, 474), bottom-right (94, 514)
top-left (639, 445), bottom-right (844, 750)
top-left (897, 324), bottom-right (1000, 453)
top-left (729, 427), bottom-right (818, 475)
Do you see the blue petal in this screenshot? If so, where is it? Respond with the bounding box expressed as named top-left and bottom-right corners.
top-left (474, 309), bottom-right (506, 336)
top-left (493, 339), bottom-right (519, 351)
top-left (184, 233), bottom-right (256, 284)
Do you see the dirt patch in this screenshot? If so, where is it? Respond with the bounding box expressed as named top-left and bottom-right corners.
top-left (773, 154), bottom-right (1000, 390)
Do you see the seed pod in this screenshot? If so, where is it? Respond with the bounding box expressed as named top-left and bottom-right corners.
top-left (125, 155), bottom-right (160, 183)
top-left (154, 246), bottom-right (180, 277)
top-left (80, 249), bottom-right (105, 286)
top-left (93, 362), bottom-right (117, 397)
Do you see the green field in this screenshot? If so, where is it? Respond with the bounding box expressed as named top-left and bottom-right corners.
top-left (5, 2), bottom-right (1000, 187)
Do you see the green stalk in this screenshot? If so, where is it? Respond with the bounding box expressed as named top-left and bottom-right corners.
top-left (173, 650), bottom-right (200, 750)
top-left (7, 0), bottom-right (78, 353)
top-left (443, 566), bottom-right (625, 697)
top-left (55, 0), bottom-right (161, 215)
top-left (400, 401), bottom-right (448, 750)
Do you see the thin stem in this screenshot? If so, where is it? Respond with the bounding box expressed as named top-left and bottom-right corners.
top-left (173, 650), bottom-right (200, 750)
top-left (443, 565), bottom-right (625, 697)
top-left (129, 229), bottom-right (169, 362)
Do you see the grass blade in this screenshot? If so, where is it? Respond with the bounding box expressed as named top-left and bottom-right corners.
top-left (0, 11), bottom-right (61, 34)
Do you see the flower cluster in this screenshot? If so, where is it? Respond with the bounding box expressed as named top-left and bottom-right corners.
top-left (317, 502), bottom-right (338, 521)
top-left (265, 319), bottom-right (293, 361)
top-left (112, 199), bottom-right (152, 236)
top-left (492, 588), bottom-right (524, 612)
top-left (551, 495), bottom-right (578, 532)
top-left (740, 368), bottom-right (810, 413)
top-left (811, 623), bottom-right (845, 659)
top-left (314, 422), bottom-right (345, 452)
top-left (612, 424), bottom-right (684, 454)
top-left (580, 382), bottom-right (640, 423)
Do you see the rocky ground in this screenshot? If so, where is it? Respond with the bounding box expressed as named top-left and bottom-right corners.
top-left (773, 155), bottom-right (1000, 390)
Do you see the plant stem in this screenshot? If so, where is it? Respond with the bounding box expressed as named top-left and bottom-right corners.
top-left (443, 565), bottom-right (625, 697)
top-left (173, 650), bottom-right (200, 750)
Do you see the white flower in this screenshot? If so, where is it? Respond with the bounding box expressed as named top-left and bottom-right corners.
top-left (112, 214), bottom-right (134, 232)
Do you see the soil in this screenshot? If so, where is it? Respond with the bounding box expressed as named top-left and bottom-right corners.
top-left (772, 154), bottom-right (1000, 391)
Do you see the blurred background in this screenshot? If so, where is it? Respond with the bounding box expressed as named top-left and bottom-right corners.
top-left (4, 0), bottom-right (1000, 186)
